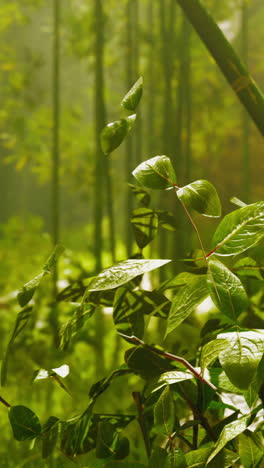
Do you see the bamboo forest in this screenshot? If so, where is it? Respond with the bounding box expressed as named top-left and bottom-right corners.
top-left (1, 0), bottom-right (264, 467)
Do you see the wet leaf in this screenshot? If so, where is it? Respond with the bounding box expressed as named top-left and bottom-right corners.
top-left (133, 155), bottom-right (177, 190)
top-left (177, 179), bottom-right (221, 217)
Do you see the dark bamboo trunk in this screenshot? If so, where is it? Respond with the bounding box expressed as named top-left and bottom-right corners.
top-left (94, 0), bottom-right (106, 377)
top-left (125, 0), bottom-right (134, 256)
top-left (241, 0), bottom-right (250, 203)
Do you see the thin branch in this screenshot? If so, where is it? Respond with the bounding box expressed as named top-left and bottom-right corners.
top-left (132, 391), bottom-right (151, 458)
top-left (119, 333), bottom-right (217, 391)
top-left (0, 396), bottom-right (11, 408)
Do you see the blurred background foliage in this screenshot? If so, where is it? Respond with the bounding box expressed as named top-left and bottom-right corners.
top-left (0, 0), bottom-right (263, 465)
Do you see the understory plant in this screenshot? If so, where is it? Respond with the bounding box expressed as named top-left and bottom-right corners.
top-left (1, 78), bottom-right (264, 468)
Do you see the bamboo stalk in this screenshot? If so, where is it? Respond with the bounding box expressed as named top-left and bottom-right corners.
top-left (175, 0), bottom-right (264, 136)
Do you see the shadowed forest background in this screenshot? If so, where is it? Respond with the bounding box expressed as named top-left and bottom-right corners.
top-left (0, 0), bottom-right (264, 466)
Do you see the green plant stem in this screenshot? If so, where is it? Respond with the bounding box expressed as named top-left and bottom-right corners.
top-left (178, 383), bottom-right (216, 441)
top-left (178, 197), bottom-right (207, 260)
top-left (0, 396), bottom-right (11, 408)
top-left (119, 333), bottom-right (217, 391)
top-left (132, 391), bottom-right (151, 458)
top-left (175, 0), bottom-right (264, 136)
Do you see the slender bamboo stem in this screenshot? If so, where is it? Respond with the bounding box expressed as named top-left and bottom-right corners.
top-left (50, 0), bottom-right (60, 345)
top-left (175, 0), bottom-right (264, 136)
top-left (52, 0), bottom-right (60, 254)
top-left (241, 0), bottom-right (250, 202)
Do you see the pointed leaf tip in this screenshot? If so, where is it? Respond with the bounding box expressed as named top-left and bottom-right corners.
top-left (212, 201), bottom-right (264, 256)
top-left (88, 259), bottom-right (171, 291)
top-left (121, 76), bottom-right (143, 111)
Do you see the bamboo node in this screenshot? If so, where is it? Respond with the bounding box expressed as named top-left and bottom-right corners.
top-left (231, 74), bottom-right (252, 93)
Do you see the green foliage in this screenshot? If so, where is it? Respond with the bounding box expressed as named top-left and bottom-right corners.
top-left (121, 76), bottom-right (143, 111)
top-left (176, 179), bottom-right (222, 218)
top-left (211, 202), bottom-right (264, 256)
top-left (8, 405), bottom-right (41, 441)
top-left (217, 330), bottom-right (264, 390)
top-left (132, 156), bottom-right (177, 190)
top-left (207, 258), bottom-right (248, 320)
top-left (1, 9), bottom-right (264, 466)
top-left (100, 114), bottom-right (136, 154)
top-left (87, 259), bottom-right (171, 291)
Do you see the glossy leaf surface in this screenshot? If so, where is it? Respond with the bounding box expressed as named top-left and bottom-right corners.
top-left (132, 155), bottom-right (177, 190)
top-left (154, 386), bottom-right (175, 436)
top-left (238, 431), bottom-right (264, 468)
top-left (206, 415), bottom-right (249, 464)
top-left (121, 76), bottom-right (143, 111)
top-left (207, 259), bottom-right (248, 320)
top-left (17, 244), bottom-right (64, 307)
top-left (101, 114), bottom-right (136, 154)
top-left (88, 259), bottom-right (171, 291)
top-left (200, 339), bottom-right (230, 374)
top-left (165, 275), bottom-right (208, 337)
top-left (218, 330), bottom-right (264, 390)
top-left (212, 202), bottom-right (264, 256)
top-left (177, 179), bottom-right (221, 217)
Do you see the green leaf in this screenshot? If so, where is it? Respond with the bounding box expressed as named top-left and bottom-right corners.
top-left (238, 431), bottom-right (264, 468)
top-left (88, 259), bottom-right (171, 291)
top-left (207, 259), bottom-right (248, 320)
top-left (125, 347), bottom-right (172, 380)
top-left (114, 436), bottom-right (130, 460)
top-left (177, 180), bottom-right (221, 217)
top-left (217, 330), bottom-right (264, 390)
top-left (156, 210), bottom-right (177, 231)
top-left (59, 303), bottom-right (96, 350)
top-left (17, 244), bottom-right (64, 307)
top-left (149, 447), bottom-right (169, 468)
top-left (206, 415), bottom-right (250, 464)
top-left (165, 275), bottom-right (208, 337)
top-left (43, 244), bottom-right (65, 272)
top-left (154, 386), bottom-right (175, 436)
top-left (1, 307), bottom-right (32, 386)
top-left (96, 420), bottom-right (116, 459)
top-left (131, 208), bottom-right (159, 249)
top-left (61, 409), bottom-right (93, 456)
top-left (233, 257), bottom-right (264, 280)
top-left (208, 368), bottom-right (243, 394)
top-left (152, 370), bottom-right (195, 392)
top-left (100, 114), bottom-right (136, 154)
top-left (103, 463), bottom-right (147, 468)
top-left (42, 416), bottom-right (60, 459)
top-left (186, 446), bottom-right (239, 468)
top-left (230, 196), bottom-right (247, 208)
top-left (17, 272), bottom-right (45, 307)
top-left (185, 446), bottom-right (213, 468)
top-left (113, 287), bottom-right (145, 338)
top-left (128, 183), bottom-right (151, 207)
top-left (8, 405), bottom-right (41, 441)
top-left (211, 202), bottom-right (264, 256)
top-left (200, 339), bottom-right (231, 374)
top-left (132, 155), bottom-right (177, 190)
top-left (168, 449), bottom-right (187, 468)
top-left (121, 76), bottom-right (143, 111)
top-left (89, 366), bottom-right (131, 402)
